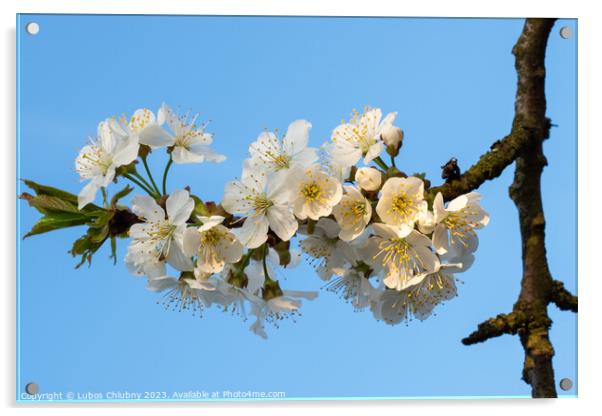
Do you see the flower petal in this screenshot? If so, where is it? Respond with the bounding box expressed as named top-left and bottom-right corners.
top-left (138, 125), bottom-right (174, 147)
top-left (166, 189), bottom-right (194, 225)
top-left (183, 227), bottom-right (201, 257)
top-left (172, 146), bottom-right (205, 164)
top-left (432, 224), bottom-right (450, 255)
top-left (78, 181), bottom-right (99, 210)
top-left (238, 214), bottom-right (269, 249)
top-left (283, 119), bottom-right (312, 156)
top-left (166, 241), bottom-right (193, 271)
top-left (267, 204), bottom-right (298, 242)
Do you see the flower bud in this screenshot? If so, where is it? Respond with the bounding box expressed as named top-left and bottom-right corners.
top-left (355, 167), bottom-right (382, 191)
top-left (381, 125), bottom-right (404, 157)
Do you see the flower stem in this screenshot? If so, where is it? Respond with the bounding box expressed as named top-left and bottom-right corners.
top-left (374, 156), bottom-right (389, 171)
top-left (101, 187), bottom-right (108, 208)
top-left (142, 156), bottom-right (161, 195)
top-left (124, 174), bottom-right (156, 197)
top-left (162, 157), bottom-right (173, 196)
top-left (131, 171), bottom-right (157, 196)
top-left (390, 154), bottom-right (397, 168)
top-left (262, 243), bottom-right (273, 283)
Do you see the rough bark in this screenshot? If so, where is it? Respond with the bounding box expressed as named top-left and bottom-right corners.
top-left (459, 18), bottom-right (578, 398)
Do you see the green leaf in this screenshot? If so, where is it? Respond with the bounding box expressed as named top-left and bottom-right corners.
top-left (24, 212), bottom-right (91, 238)
top-left (110, 185), bottom-right (134, 208)
top-left (24, 194), bottom-right (81, 215)
top-left (191, 195), bottom-right (209, 217)
top-left (69, 226), bottom-right (110, 269)
top-left (21, 179), bottom-right (102, 212)
top-left (22, 179), bottom-right (79, 203)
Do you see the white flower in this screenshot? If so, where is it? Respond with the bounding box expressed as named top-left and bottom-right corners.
top-left (380, 124), bottom-right (404, 148)
top-left (328, 107), bottom-right (396, 167)
top-left (146, 274), bottom-right (222, 316)
top-left (432, 192), bottom-right (490, 255)
top-left (290, 164), bottom-right (343, 220)
top-left (371, 262), bottom-right (459, 325)
top-left (247, 119), bottom-right (317, 173)
top-left (299, 218), bottom-right (359, 280)
top-left (126, 189), bottom-right (194, 275)
top-left (417, 210), bottom-right (436, 234)
top-left (111, 107), bottom-right (172, 148)
top-left (332, 185), bottom-right (372, 241)
top-left (221, 163), bottom-right (298, 248)
top-left (161, 104), bottom-right (226, 164)
top-left (75, 120), bottom-right (139, 209)
top-left (355, 167), bottom-right (382, 192)
top-left (322, 148), bottom-right (352, 183)
top-left (324, 268), bottom-right (380, 311)
top-left (364, 223), bottom-right (439, 291)
top-left (183, 215), bottom-right (243, 273)
top-left (242, 248), bottom-right (284, 296)
top-left (375, 176), bottom-right (427, 229)
top-left (248, 290), bottom-right (318, 339)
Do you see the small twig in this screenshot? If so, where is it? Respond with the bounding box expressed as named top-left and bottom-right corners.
top-left (549, 280), bottom-right (578, 312)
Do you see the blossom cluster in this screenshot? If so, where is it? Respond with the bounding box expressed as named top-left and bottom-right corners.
top-left (70, 104), bottom-right (489, 338)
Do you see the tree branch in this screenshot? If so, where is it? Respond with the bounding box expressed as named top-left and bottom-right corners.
top-left (462, 312), bottom-right (525, 345)
top-left (459, 18), bottom-right (579, 398)
top-left (429, 122), bottom-right (530, 201)
top-left (550, 280), bottom-right (578, 312)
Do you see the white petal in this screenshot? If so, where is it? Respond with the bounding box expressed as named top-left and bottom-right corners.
top-left (138, 125), bottom-right (174, 147)
top-left (78, 181), bottom-right (99, 210)
top-left (267, 205), bottom-right (298, 241)
top-left (112, 138), bottom-right (139, 167)
top-left (197, 215), bottom-right (225, 232)
top-left (131, 195), bottom-right (165, 221)
top-left (166, 189), bottom-right (194, 225)
top-left (238, 215), bottom-right (269, 249)
top-left (433, 192), bottom-right (446, 223)
top-left (292, 147), bottom-right (319, 168)
top-left (172, 146), bottom-right (205, 164)
top-left (183, 227), bottom-right (201, 257)
top-left (266, 169), bottom-right (292, 204)
top-left (166, 241), bottom-right (193, 271)
top-left (432, 224), bottom-right (450, 255)
top-left (447, 194), bottom-right (469, 212)
top-left (316, 218), bottom-right (340, 239)
top-left (371, 223), bottom-right (403, 240)
top-left (412, 244), bottom-right (440, 274)
top-left (363, 141), bottom-right (383, 164)
top-left (146, 276), bottom-right (178, 292)
top-left (189, 144), bottom-right (226, 163)
top-left (283, 119), bottom-right (311, 156)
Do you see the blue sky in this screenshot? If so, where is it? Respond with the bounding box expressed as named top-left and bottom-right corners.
top-left (17, 15), bottom-right (577, 400)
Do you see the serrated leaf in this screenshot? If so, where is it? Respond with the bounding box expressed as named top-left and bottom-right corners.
top-left (24, 212), bottom-right (91, 238)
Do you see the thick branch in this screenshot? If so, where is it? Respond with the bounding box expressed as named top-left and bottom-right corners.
top-left (550, 281), bottom-right (578, 312)
top-left (508, 18), bottom-right (558, 398)
top-left (460, 18), bottom-right (579, 399)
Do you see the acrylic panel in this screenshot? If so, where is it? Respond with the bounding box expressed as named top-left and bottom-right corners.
top-left (16, 14), bottom-right (578, 402)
